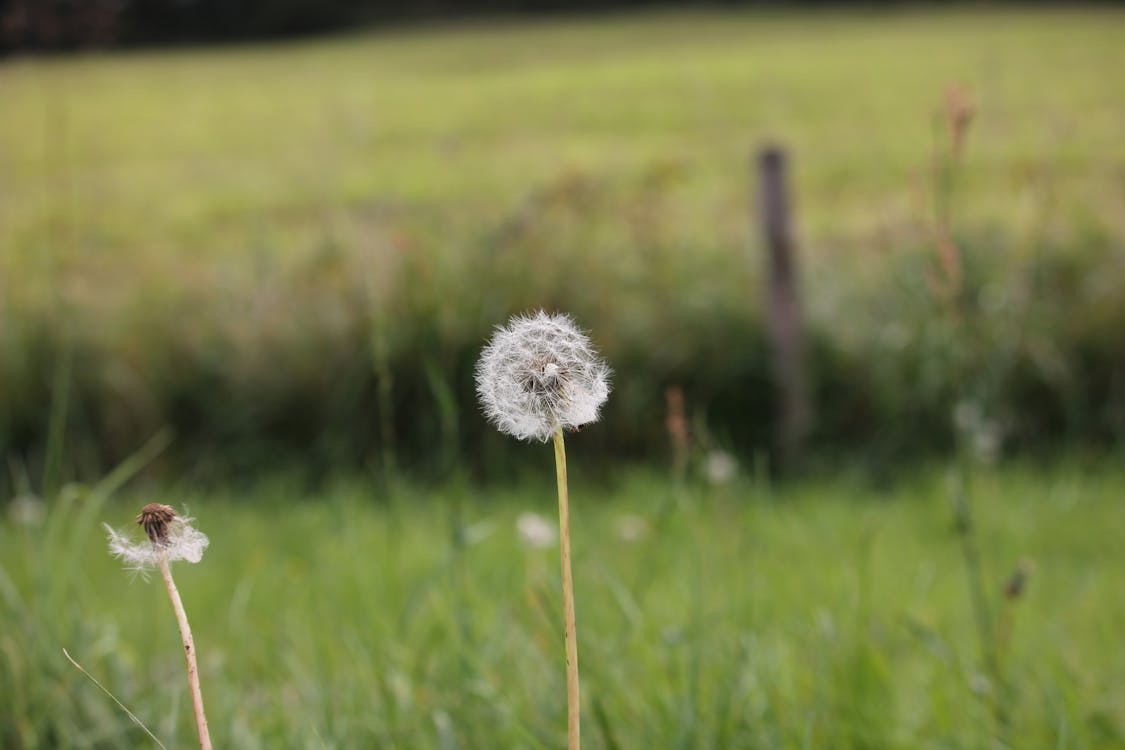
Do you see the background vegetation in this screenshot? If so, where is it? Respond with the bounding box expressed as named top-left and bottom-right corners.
top-left (2, 8), bottom-right (1124, 485)
top-left (1, 0), bottom-right (1072, 51)
top-left (2, 8), bottom-right (1124, 748)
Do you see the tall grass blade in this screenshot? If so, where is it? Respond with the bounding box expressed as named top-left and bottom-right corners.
top-left (63, 648), bottom-right (169, 750)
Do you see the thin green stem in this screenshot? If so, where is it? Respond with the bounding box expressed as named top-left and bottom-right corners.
top-left (952, 459), bottom-right (1007, 730)
top-left (553, 428), bottom-right (581, 750)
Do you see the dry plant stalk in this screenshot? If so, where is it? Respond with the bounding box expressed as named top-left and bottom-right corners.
top-left (139, 504), bottom-right (212, 750)
top-left (107, 504), bottom-right (212, 750)
top-left (158, 556), bottom-right (211, 749)
top-left (665, 385), bottom-right (690, 481)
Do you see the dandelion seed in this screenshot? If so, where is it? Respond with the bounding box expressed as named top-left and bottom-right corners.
top-left (476, 311), bottom-right (611, 443)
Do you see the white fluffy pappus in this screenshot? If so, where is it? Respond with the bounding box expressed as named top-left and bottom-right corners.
top-left (105, 515), bottom-right (209, 573)
top-left (476, 311), bottom-right (611, 443)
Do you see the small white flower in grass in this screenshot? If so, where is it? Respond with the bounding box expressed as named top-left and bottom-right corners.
top-left (616, 514), bottom-right (649, 543)
top-left (9, 493), bottom-right (45, 526)
top-left (105, 503), bottom-right (209, 573)
top-left (705, 450), bottom-right (737, 486)
top-left (475, 311), bottom-right (611, 443)
top-left (517, 512), bottom-right (556, 549)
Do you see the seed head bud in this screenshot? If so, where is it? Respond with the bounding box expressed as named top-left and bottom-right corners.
top-left (137, 503), bottom-right (177, 547)
top-left (1003, 558), bottom-right (1035, 601)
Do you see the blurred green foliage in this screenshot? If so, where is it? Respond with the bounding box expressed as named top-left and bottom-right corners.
top-left (0, 9), bottom-right (1123, 483)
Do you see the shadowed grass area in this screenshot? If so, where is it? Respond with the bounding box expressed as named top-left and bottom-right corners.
top-left (2, 462), bottom-right (1123, 747)
top-left (1, 8), bottom-right (1124, 476)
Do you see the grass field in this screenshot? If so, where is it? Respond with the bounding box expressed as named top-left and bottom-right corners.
top-left (3, 461), bottom-right (1124, 748)
top-left (2, 11), bottom-right (1125, 746)
top-left (3, 8), bottom-right (1123, 255)
top-left (1, 8), bottom-right (1124, 473)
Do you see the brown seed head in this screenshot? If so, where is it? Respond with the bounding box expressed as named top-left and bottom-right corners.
top-left (1003, 558), bottom-right (1035, 601)
top-left (136, 503), bottom-right (177, 547)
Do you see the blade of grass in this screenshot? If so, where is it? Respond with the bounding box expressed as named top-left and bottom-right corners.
top-left (63, 648), bottom-right (169, 750)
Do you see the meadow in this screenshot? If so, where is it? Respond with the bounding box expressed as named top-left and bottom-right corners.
top-left (3, 461), bottom-right (1125, 748)
top-left (2, 7), bottom-right (1125, 748)
top-left (1, 7), bottom-right (1124, 476)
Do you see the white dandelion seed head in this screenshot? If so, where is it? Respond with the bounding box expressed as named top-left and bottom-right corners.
top-left (104, 513), bottom-right (209, 574)
top-left (516, 511), bottom-right (557, 549)
top-left (705, 450), bottom-right (738, 486)
top-left (616, 514), bottom-right (650, 543)
top-left (475, 311), bottom-right (612, 443)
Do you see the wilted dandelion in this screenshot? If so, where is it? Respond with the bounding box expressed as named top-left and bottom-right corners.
top-left (477, 310), bottom-right (611, 750)
top-left (105, 504), bottom-right (212, 750)
top-left (105, 505), bottom-right (209, 573)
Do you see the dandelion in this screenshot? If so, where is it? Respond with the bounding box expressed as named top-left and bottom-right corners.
top-left (517, 512), bottom-right (557, 549)
top-left (105, 504), bottom-right (212, 750)
top-left (105, 505), bottom-right (209, 573)
top-left (8, 493), bottom-right (45, 526)
top-left (704, 450), bottom-right (738, 486)
top-left (476, 310), bottom-right (611, 443)
top-left (616, 514), bottom-right (649, 543)
top-left (476, 310), bottom-right (611, 750)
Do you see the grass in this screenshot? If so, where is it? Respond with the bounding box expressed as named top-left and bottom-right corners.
top-left (2, 461), bottom-right (1124, 748)
top-left (2, 8), bottom-right (1122, 252)
top-left (1, 15), bottom-right (1124, 742)
top-left (1, 8), bottom-right (1124, 475)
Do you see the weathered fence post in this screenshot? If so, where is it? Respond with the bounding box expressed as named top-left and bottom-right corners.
top-left (756, 145), bottom-right (811, 465)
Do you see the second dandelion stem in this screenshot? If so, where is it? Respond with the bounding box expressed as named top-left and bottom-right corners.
top-left (158, 554), bottom-right (212, 750)
top-left (553, 427), bottom-right (581, 750)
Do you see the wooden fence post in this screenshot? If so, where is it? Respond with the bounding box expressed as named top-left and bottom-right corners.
top-left (756, 145), bottom-right (811, 465)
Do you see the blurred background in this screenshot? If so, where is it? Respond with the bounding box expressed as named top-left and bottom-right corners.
top-left (1, 3), bottom-right (1124, 747)
top-left (1, 1), bottom-right (1123, 487)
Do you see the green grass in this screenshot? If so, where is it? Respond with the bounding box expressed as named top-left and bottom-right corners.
top-left (2, 462), bottom-right (1124, 747)
top-left (2, 12), bottom-right (1123, 747)
top-left (1, 8), bottom-right (1124, 474)
top-left (2, 8), bottom-right (1123, 256)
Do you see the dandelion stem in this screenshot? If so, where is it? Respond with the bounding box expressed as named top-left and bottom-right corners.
top-left (553, 427), bottom-right (581, 750)
top-left (158, 554), bottom-right (212, 750)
